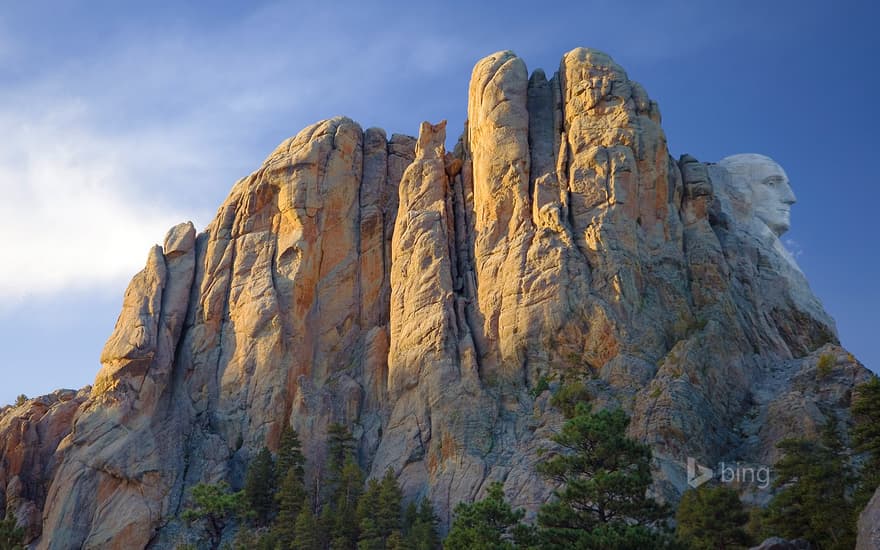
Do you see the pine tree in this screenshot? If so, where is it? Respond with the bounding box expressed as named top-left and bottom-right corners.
top-left (355, 468), bottom-right (404, 549)
top-left (535, 401), bottom-right (672, 549)
top-left (376, 468), bottom-right (403, 540)
top-left (402, 501), bottom-right (419, 536)
top-left (292, 499), bottom-right (322, 550)
top-left (406, 499), bottom-right (440, 550)
top-left (278, 426), bottom-right (307, 482)
top-left (324, 423), bottom-right (357, 509)
top-left (327, 423), bottom-right (356, 479)
top-left (764, 420), bottom-right (857, 550)
top-left (852, 376), bottom-right (880, 508)
top-left (273, 467), bottom-right (308, 549)
top-left (0, 515), bottom-right (25, 550)
top-left (244, 446), bottom-right (277, 526)
top-left (357, 478), bottom-right (383, 550)
top-left (181, 482), bottom-right (242, 547)
top-left (444, 482), bottom-right (529, 550)
top-left (675, 485), bottom-right (751, 549)
top-left (386, 529), bottom-right (406, 550)
top-left (232, 526), bottom-right (277, 550)
top-left (329, 457), bottom-right (365, 549)
top-left (548, 380), bottom-right (590, 419)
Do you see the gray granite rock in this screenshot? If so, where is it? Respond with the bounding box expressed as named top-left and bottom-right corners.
top-left (858, 487), bottom-right (880, 549)
top-left (0, 48), bottom-right (870, 548)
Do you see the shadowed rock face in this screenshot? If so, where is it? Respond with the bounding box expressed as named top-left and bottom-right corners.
top-left (0, 48), bottom-right (871, 548)
top-left (857, 487), bottom-right (880, 549)
top-left (718, 153), bottom-right (797, 237)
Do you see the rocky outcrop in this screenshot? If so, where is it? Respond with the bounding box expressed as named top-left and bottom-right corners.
top-left (37, 222), bottom-right (196, 549)
top-left (0, 389), bottom-right (88, 543)
top-left (857, 487), bottom-right (880, 549)
top-left (0, 47), bottom-right (872, 548)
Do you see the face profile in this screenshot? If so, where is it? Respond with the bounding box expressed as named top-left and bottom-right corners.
top-left (718, 154), bottom-right (797, 236)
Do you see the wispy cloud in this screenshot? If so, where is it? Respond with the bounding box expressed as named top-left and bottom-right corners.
top-left (0, 0), bottom-right (769, 306)
top-left (0, 103), bottom-right (199, 305)
top-left (0, 3), bottom-right (476, 305)
top-left (783, 237), bottom-right (804, 259)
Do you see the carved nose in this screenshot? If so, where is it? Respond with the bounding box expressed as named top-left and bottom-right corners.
top-left (781, 183), bottom-right (797, 205)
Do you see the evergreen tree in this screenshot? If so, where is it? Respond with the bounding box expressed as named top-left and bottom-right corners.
top-left (764, 420), bottom-right (856, 550)
top-left (386, 530), bottom-right (406, 550)
top-left (278, 426), bottom-right (307, 482)
top-left (324, 423), bottom-right (357, 510)
top-left (402, 501), bottom-right (419, 536)
top-left (549, 380), bottom-right (590, 419)
top-left (329, 457), bottom-right (365, 549)
top-left (406, 499), bottom-right (440, 550)
top-left (0, 515), bottom-right (25, 550)
top-left (181, 482), bottom-right (242, 547)
top-left (536, 401), bottom-right (672, 549)
top-left (356, 468), bottom-right (404, 549)
top-left (358, 478), bottom-right (383, 550)
top-left (292, 499), bottom-right (323, 550)
top-left (273, 467), bottom-right (308, 549)
top-left (744, 505), bottom-right (772, 546)
top-left (852, 376), bottom-right (880, 507)
top-left (232, 526), bottom-right (276, 550)
top-left (675, 485), bottom-right (751, 549)
top-left (244, 446), bottom-right (277, 526)
top-left (444, 482), bottom-right (529, 550)
top-left (327, 423), bottom-right (356, 480)
top-left (376, 468), bottom-right (403, 540)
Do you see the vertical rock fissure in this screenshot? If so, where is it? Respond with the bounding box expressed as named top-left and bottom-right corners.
top-left (6, 50), bottom-right (870, 548)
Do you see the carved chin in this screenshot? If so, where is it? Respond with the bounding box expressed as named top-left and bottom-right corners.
top-left (768, 220), bottom-right (790, 237)
top-left (756, 210), bottom-right (790, 237)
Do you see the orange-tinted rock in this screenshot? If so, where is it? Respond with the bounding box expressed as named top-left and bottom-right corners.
top-left (1, 48), bottom-right (870, 548)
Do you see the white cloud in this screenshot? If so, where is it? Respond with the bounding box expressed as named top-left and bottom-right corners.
top-left (0, 103), bottom-right (202, 306)
top-left (0, 5), bottom-right (467, 306)
top-left (783, 237), bottom-right (804, 259)
top-left (0, 0), bottom-right (768, 307)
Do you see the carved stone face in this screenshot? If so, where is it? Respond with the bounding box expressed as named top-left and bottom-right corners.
top-left (719, 154), bottom-right (797, 236)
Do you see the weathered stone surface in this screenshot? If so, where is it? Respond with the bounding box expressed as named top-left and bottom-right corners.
top-left (857, 486), bottom-right (880, 550)
top-left (0, 48), bottom-right (871, 548)
top-left (38, 222), bottom-right (197, 549)
top-left (0, 389), bottom-right (88, 543)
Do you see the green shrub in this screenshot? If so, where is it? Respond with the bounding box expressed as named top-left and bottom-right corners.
top-left (550, 382), bottom-right (591, 418)
top-left (817, 353), bottom-right (835, 379)
top-left (529, 376), bottom-right (550, 398)
top-left (0, 516), bottom-right (25, 550)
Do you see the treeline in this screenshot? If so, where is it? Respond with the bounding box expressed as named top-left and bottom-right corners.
top-left (747, 375), bottom-right (880, 549)
top-left (444, 376), bottom-right (880, 550)
top-left (180, 424), bottom-right (439, 550)
top-left (0, 377), bottom-right (875, 549)
top-left (445, 381), bottom-right (675, 549)
top-left (172, 375), bottom-right (880, 550)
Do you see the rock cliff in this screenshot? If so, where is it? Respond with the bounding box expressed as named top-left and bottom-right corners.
top-left (0, 47), bottom-right (872, 548)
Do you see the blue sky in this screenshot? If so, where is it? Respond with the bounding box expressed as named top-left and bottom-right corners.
top-left (0, 1), bottom-right (877, 406)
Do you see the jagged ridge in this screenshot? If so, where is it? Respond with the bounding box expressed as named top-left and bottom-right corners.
top-left (0, 48), bottom-right (870, 549)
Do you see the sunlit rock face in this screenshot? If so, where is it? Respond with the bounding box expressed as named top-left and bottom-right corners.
top-left (0, 48), bottom-right (871, 548)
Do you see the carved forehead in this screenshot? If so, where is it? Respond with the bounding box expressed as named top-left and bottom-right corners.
top-left (719, 153), bottom-right (789, 183)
